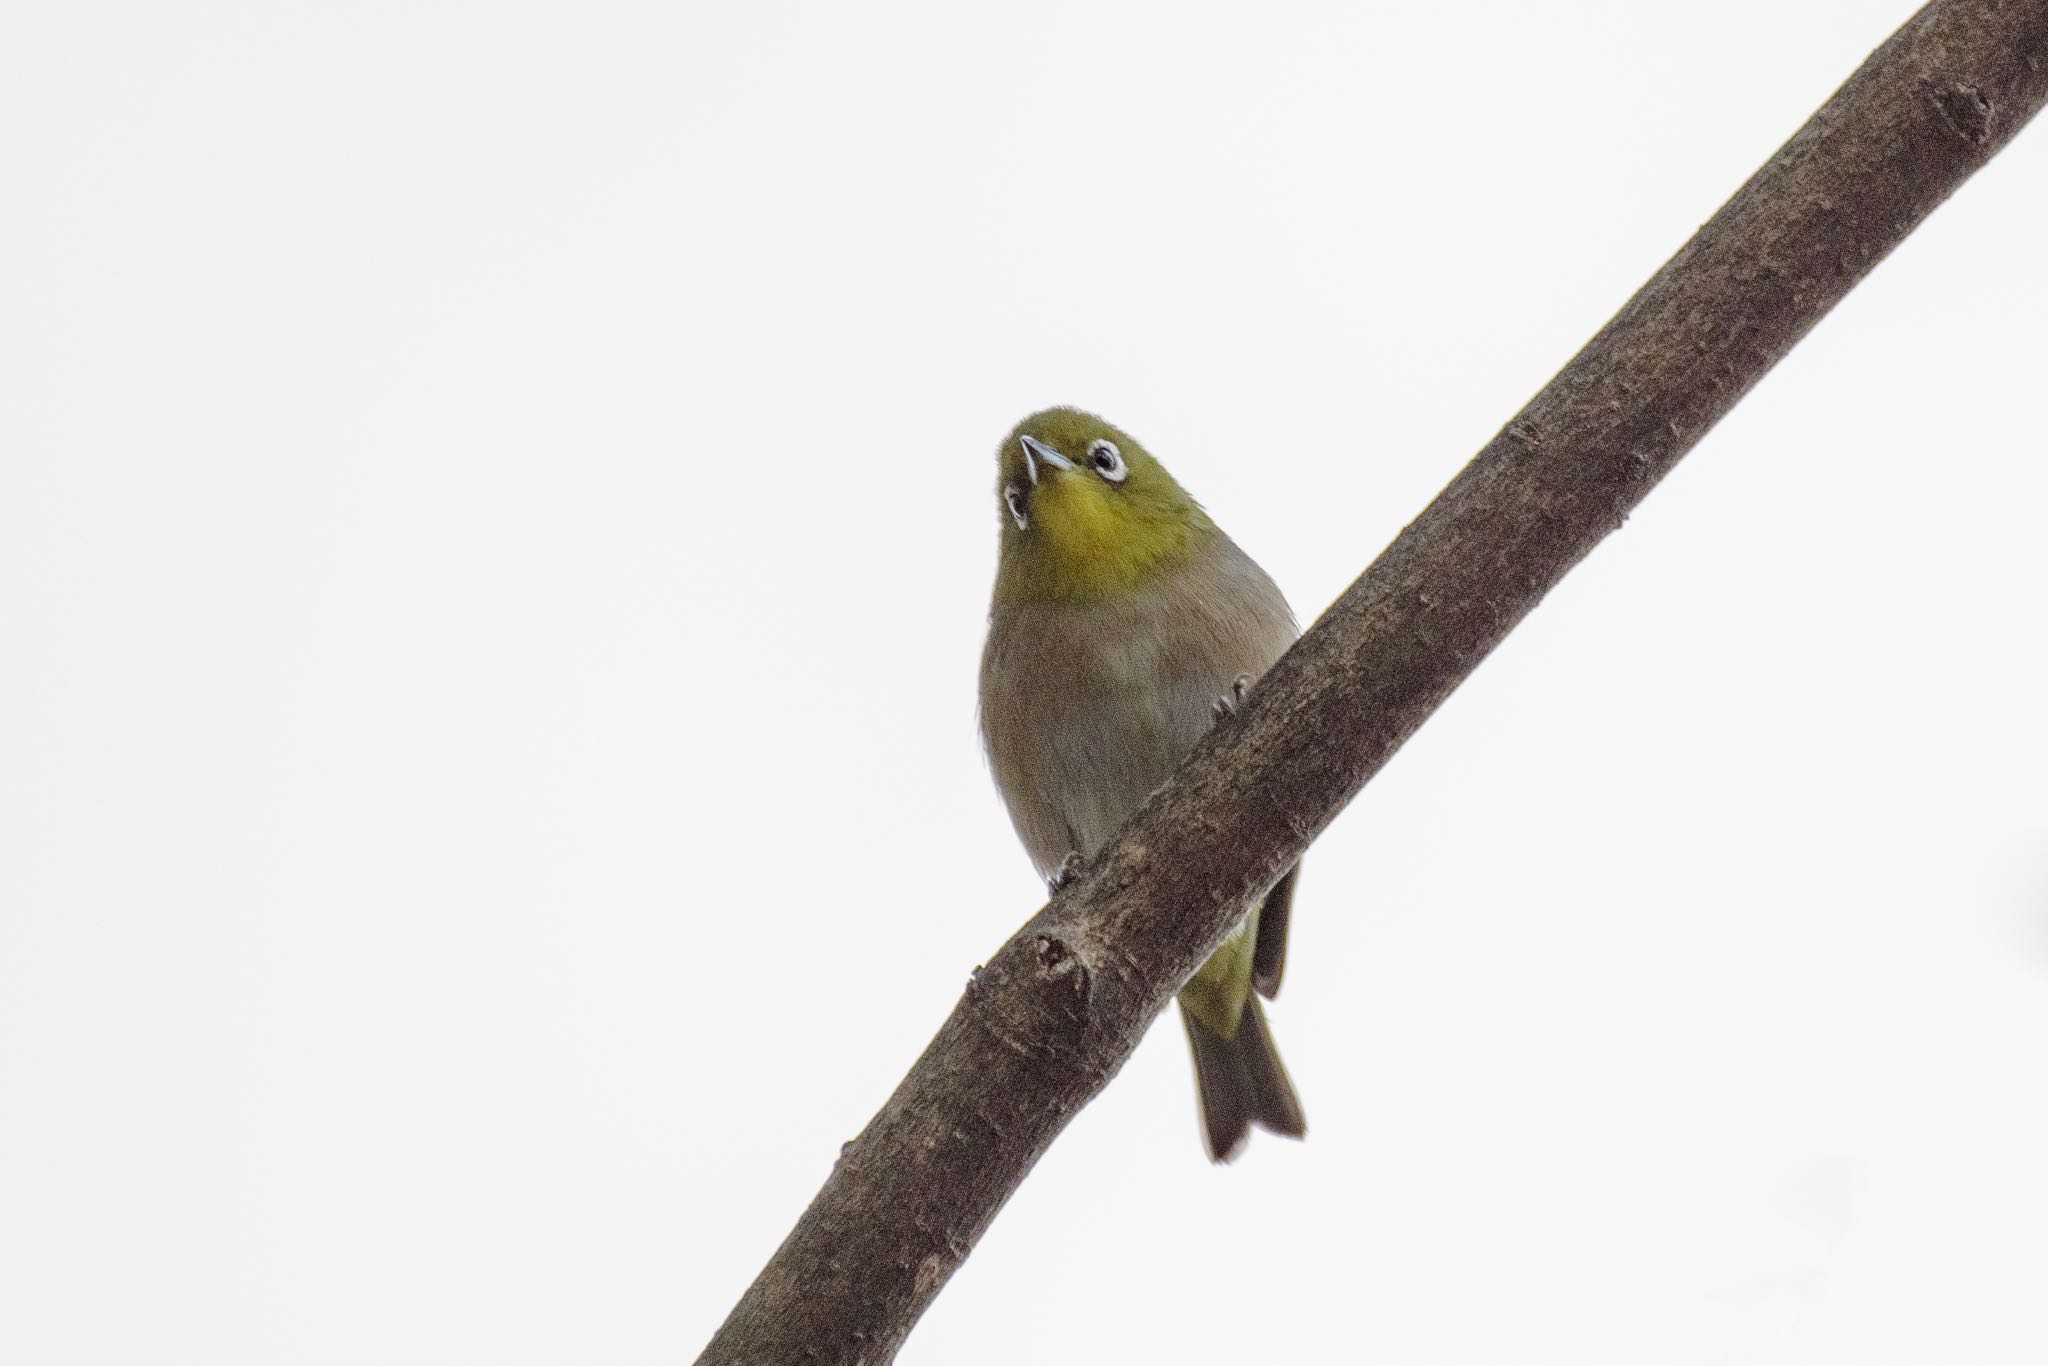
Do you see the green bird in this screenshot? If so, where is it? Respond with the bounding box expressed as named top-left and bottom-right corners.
top-left (978, 406), bottom-right (1306, 1162)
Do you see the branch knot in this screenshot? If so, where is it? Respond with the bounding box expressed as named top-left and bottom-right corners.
top-left (1927, 79), bottom-right (1993, 144)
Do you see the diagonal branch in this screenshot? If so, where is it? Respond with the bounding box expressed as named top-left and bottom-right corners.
top-left (699, 1), bottom-right (2048, 1360)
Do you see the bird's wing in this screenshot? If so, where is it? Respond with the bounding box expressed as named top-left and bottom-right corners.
top-left (1250, 861), bottom-right (1297, 999)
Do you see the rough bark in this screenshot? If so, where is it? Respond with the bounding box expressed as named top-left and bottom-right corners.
top-left (700, 1), bottom-right (2048, 1360)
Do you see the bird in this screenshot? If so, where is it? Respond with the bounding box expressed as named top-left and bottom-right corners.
top-left (978, 405), bottom-right (1305, 1162)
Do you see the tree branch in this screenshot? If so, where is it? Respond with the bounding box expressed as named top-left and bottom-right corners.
top-left (699, 2), bottom-right (2048, 1360)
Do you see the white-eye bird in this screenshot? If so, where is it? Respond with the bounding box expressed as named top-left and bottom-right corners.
top-left (978, 406), bottom-right (1305, 1162)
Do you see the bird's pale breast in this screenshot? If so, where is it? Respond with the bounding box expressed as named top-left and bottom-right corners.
top-left (979, 534), bottom-right (1296, 880)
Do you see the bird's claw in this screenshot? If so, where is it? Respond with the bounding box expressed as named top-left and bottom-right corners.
top-left (1045, 850), bottom-right (1085, 894)
top-left (1210, 674), bottom-right (1254, 723)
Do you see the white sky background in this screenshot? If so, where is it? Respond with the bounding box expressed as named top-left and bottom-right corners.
top-left (4, 0), bottom-right (2046, 1361)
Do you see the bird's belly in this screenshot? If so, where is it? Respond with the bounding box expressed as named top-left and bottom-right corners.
top-left (1030, 675), bottom-right (1216, 858)
top-left (981, 543), bottom-right (1297, 881)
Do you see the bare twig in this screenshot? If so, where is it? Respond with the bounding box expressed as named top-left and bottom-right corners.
top-left (699, 2), bottom-right (2048, 1360)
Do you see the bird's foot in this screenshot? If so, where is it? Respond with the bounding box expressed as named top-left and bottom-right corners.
top-left (1045, 850), bottom-right (1085, 895)
top-left (1210, 673), bottom-right (1254, 723)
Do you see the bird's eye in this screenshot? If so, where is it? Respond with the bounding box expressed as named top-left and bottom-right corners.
top-left (1004, 484), bottom-right (1028, 530)
top-left (1087, 439), bottom-right (1127, 482)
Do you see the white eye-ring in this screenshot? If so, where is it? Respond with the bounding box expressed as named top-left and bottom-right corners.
top-left (1004, 484), bottom-right (1029, 530)
top-left (1087, 439), bottom-right (1127, 482)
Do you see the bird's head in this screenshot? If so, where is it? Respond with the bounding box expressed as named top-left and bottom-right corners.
top-left (991, 407), bottom-right (1213, 604)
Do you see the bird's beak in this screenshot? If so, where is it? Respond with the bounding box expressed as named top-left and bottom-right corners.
top-left (1019, 433), bottom-right (1075, 486)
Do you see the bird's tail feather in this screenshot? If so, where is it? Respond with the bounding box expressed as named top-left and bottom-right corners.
top-left (1179, 995), bottom-right (1306, 1163)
